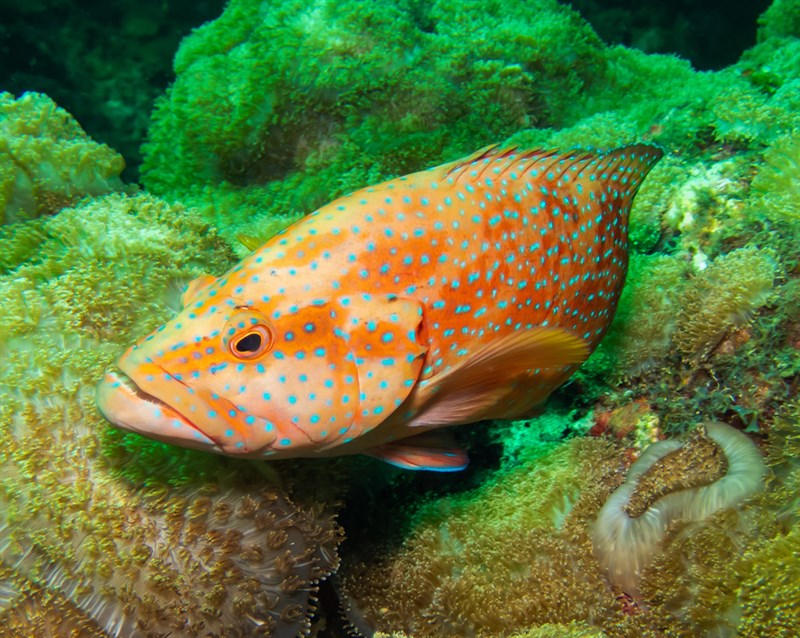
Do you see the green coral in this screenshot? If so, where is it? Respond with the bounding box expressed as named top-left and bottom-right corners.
top-left (139, 0), bottom-right (800, 263)
top-left (508, 623), bottom-right (605, 638)
top-left (141, 0), bottom-right (605, 244)
top-left (675, 245), bottom-right (778, 359)
top-left (591, 252), bottom-right (689, 378)
top-left (0, 193), bottom-right (236, 345)
top-left (0, 219), bottom-right (47, 274)
top-left (0, 92), bottom-right (126, 224)
top-left (750, 133), bottom-right (800, 224)
top-left (343, 416), bottom-right (797, 638)
top-left (757, 0), bottom-right (800, 40)
top-left (746, 132), bottom-right (800, 270)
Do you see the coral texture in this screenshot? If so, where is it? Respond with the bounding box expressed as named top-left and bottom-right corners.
top-left (2, 0), bottom-right (799, 634)
top-left (140, 0), bottom-right (606, 246)
top-left (341, 412), bottom-right (794, 637)
top-left (0, 92), bottom-right (126, 224)
top-left (675, 246), bottom-right (777, 359)
top-left (590, 421), bottom-right (767, 597)
top-left (0, 194), bottom-right (341, 637)
top-left (341, 438), bottom-right (625, 637)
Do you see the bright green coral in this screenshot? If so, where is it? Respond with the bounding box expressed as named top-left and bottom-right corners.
top-left (0, 92), bottom-right (126, 224)
top-left (757, 0), bottom-right (800, 40)
top-left (141, 0), bottom-right (605, 245)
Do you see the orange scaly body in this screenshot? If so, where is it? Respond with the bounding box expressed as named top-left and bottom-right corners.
top-left (97, 144), bottom-right (662, 470)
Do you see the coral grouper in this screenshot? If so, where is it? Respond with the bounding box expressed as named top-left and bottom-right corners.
top-left (97, 144), bottom-right (662, 470)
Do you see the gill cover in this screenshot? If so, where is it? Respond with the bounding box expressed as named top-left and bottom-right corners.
top-left (331, 293), bottom-right (427, 442)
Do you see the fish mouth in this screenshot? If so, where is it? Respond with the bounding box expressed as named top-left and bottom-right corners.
top-left (96, 368), bottom-right (223, 453)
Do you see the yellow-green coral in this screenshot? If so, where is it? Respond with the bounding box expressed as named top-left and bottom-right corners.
top-left (751, 133), bottom-right (800, 219)
top-left (597, 252), bottom-right (689, 377)
top-left (508, 623), bottom-right (605, 638)
top-left (637, 483), bottom-right (799, 637)
top-left (343, 410), bottom-right (796, 638)
top-left (748, 132), bottom-right (800, 267)
top-left (0, 193), bottom-right (235, 345)
top-left (675, 245), bottom-right (778, 359)
top-left (736, 523), bottom-right (800, 637)
top-left (372, 623), bottom-right (605, 638)
top-left (342, 438), bottom-right (624, 637)
top-left (0, 92), bottom-right (126, 224)
top-left (0, 193), bottom-right (342, 636)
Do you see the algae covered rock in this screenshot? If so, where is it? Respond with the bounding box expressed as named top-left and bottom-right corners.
top-left (0, 92), bottom-right (126, 224)
top-left (0, 193), bottom-right (342, 637)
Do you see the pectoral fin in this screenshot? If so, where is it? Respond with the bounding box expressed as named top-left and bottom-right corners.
top-left (409, 327), bottom-right (590, 428)
top-left (364, 431), bottom-right (469, 471)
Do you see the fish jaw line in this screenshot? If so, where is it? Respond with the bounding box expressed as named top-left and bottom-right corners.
top-left (96, 370), bottom-right (224, 452)
top-left (115, 345), bottom-right (279, 457)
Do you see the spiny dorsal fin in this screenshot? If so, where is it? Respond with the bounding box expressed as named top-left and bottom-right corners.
top-left (438, 143), bottom-right (663, 199)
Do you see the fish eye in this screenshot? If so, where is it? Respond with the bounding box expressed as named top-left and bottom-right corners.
top-left (229, 324), bottom-right (273, 360)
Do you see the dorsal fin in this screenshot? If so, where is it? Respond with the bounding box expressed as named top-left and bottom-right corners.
top-left (435, 144), bottom-right (663, 200)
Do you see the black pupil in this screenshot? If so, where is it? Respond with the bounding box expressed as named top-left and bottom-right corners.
top-left (235, 332), bottom-right (262, 353)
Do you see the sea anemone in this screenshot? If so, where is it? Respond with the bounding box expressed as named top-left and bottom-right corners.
top-left (590, 421), bottom-right (767, 598)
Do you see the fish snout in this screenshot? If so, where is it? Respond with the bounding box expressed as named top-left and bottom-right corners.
top-left (95, 369), bottom-right (221, 452)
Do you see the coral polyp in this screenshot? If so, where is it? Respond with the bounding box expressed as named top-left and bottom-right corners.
top-left (675, 247), bottom-right (778, 360)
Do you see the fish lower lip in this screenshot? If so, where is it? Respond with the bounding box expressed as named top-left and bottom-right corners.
top-left (96, 369), bottom-right (221, 452)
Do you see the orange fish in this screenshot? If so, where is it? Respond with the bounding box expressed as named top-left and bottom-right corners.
top-left (97, 144), bottom-right (662, 470)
